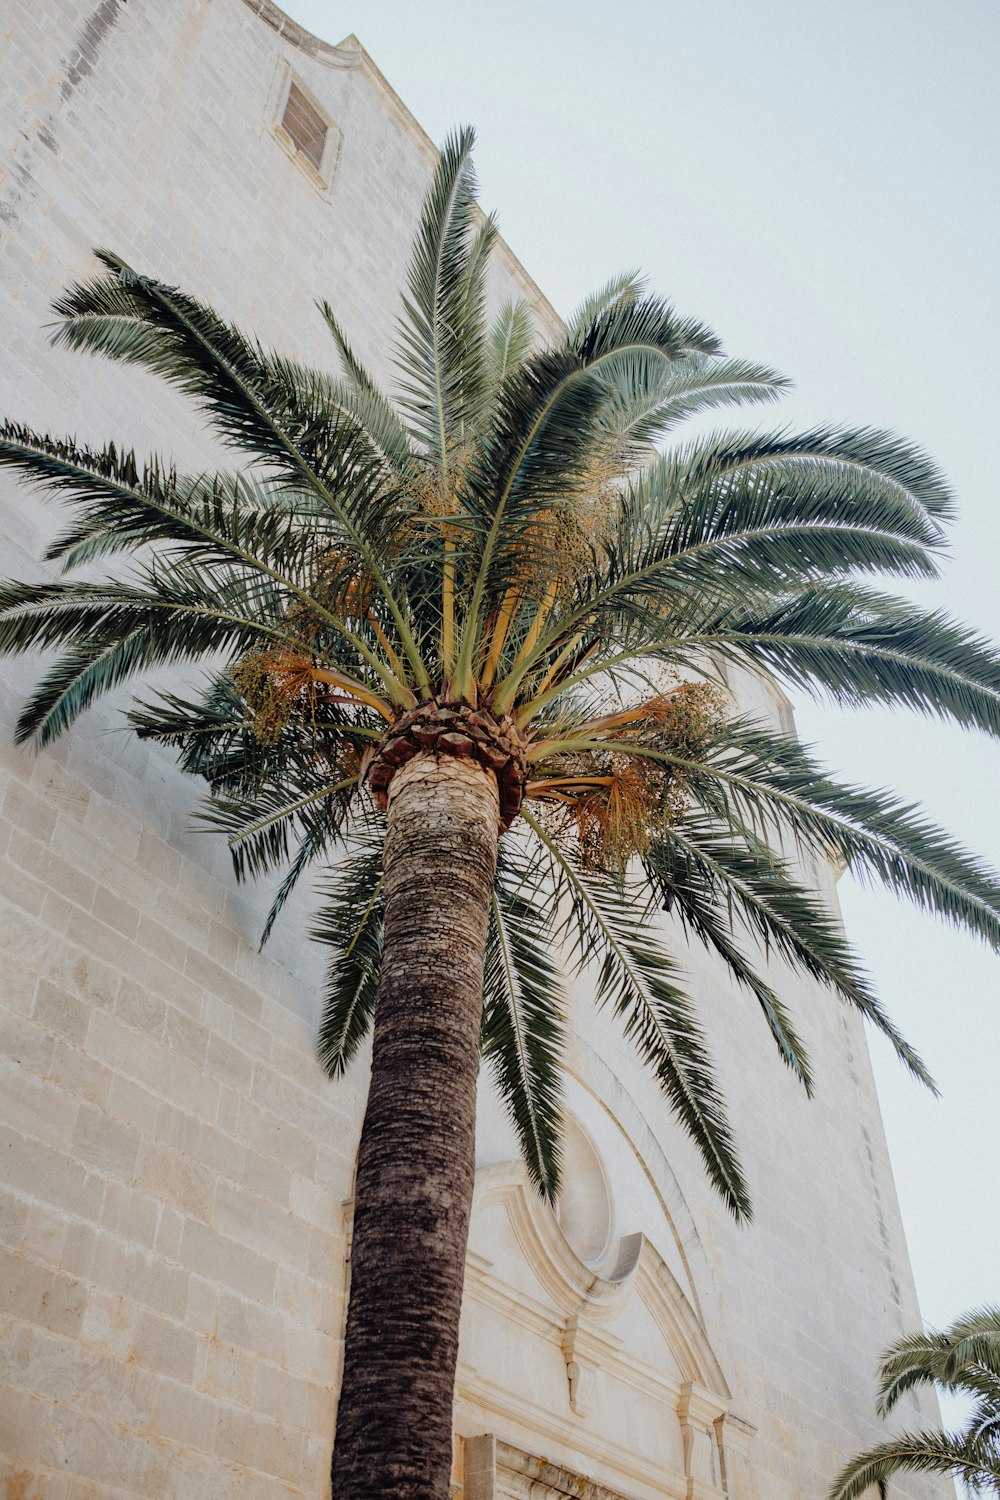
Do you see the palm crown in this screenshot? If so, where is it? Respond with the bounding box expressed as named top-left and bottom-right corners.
top-left (3, 127), bottom-right (1000, 1223)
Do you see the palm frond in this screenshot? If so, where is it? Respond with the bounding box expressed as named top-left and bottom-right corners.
top-left (692, 721), bottom-right (1000, 952)
top-left (646, 813), bottom-right (932, 1088)
top-left (522, 807), bottom-right (750, 1220)
top-left (593, 354), bottom-right (790, 448)
top-left (315, 300), bottom-right (417, 472)
top-left (592, 430), bottom-right (947, 612)
top-left (482, 848), bottom-right (565, 1200)
top-left (457, 296), bottom-right (725, 694)
top-left (562, 271), bottom-right (647, 342)
top-left (0, 569), bottom-right (292, 746)
top-left (393, 126), bottom-right (491, 467)
top-left (644, 821), bottom-right (815, 1090)
top-left (487, 300), bottom-right (535, 392)
top-left (51, 253), bottom-right (430, 688)
top-left (697, 425), bottom-right (954, 523)
top-left (701, 586), bottom-right (1000, 735)
top-left (0, 423), bottom-right (329, 576)
top-left (828, 1430), bottom-right (1000, 1500)
top-left (54, 255), bottom-right (383, 491)
top-left (878, 1307), bottom-right (1000, 1416)
top-left (312, 841), bottom-right (385, 1077)
top-left (196, 762), bottom-right (359, 886)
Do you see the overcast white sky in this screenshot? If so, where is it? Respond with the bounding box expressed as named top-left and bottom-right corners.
top-left (283, 0), bottom-right (1000, 1349)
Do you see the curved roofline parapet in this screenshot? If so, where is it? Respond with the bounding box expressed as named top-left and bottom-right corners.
top-left (241, 0), bottom-right (564, 340)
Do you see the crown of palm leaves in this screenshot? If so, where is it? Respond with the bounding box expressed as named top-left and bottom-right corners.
top-left (3, 127), bottom-right (1000, 1218)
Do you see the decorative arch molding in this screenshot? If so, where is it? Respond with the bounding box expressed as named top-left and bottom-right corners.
top-left (559, 1038), bottom-right (722, 1329)
top-left (465, 1162), bottom-right (754, 1499)
top-left (241, 0), bottom-right (363, 69)
top-left (471, 1159), bottom-right (729, 1397)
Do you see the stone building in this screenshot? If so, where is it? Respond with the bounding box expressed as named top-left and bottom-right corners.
top-left (0, 3), bottom-right (942, 1497)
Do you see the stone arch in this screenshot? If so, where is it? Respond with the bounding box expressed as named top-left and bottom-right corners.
top-left (461, 1158), bottom-right (746, 1499)
top-left (557, 1039), bottom-right (722, 1329)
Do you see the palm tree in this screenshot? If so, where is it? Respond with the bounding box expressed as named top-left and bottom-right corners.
top-left (3, 128), bottom-right (1000, 1500)
top-left (829, 1306), bottom-right (1000, 1498)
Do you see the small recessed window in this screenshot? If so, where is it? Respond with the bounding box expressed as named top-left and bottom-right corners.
top-left (281, 81), bottom-right (328, 173)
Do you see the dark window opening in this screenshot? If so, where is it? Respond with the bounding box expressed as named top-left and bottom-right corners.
top-left (281, 82), bottom-right (327, 172)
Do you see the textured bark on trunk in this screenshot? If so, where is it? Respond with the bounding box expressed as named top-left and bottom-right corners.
top-left (331, 752), bottom-right (500, 1500)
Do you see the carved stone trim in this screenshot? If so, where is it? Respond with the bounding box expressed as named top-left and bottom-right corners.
top-left (464, 1435), bottom-right (644, 1500)
top-left (562, 1312), bottom-right (598, 1416)
top-left (241, 0), bottom-right (362, 66)
top-left (472, 1161), bottom-right (731, 1396)
top-left (715, 1413), bottom-right (757, 1500)
top-left (677, 1382), bottom-right (726, 1498)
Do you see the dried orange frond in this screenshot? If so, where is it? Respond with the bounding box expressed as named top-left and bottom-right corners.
top-left (524, 681), bottom-right (726, 869)
top-left (579, 682), bottom-right (727, 748)
top-left (527, 755), bottom-right (667, 870)
top-left (233, 649), bottom-right (393, 744)
top-left (580, 758), bottom-right (663, 868)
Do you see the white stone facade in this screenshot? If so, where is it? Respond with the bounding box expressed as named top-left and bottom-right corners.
top-left (0, 3), bottom-right (943, 1497)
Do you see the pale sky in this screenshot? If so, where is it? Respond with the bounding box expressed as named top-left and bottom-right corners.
top-left (284, 0), bottom-right (1000, 1358)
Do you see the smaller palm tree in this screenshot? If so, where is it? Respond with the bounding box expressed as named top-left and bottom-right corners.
top-left (830, 1306), bottom-right (1000, 1498)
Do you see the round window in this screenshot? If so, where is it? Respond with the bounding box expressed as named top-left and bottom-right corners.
top-left (555, 1115), bottom-right (613, 1267)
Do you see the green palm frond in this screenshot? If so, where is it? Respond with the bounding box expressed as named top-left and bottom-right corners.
top-left (645, 819), bottom-right (819, 1089)
top-left (487, 299), bottom-right (535, 392)
top-left (692, 722), bottom-right (1000, 951)
top-left (393, 126), bottom-right (491, 467)
top-left (832, 1308), bottom-right (1000, 1499)
top-left (943, 1333), bottom-right (1000, 1388)
top-left (603, 433), bottom-right (945, 599)
top-left (645, 813), bottom-right (932, 1088)
top-left (51, 253), bottom-right (430, 689)
top-left (698, 425), bottom-right (954, 522)
top-left (702, 585), bottom-right (1000, 734)
top-left (522, 807), bottom-right (750, 1220)
top-left (54, 254), bottom-right (384, 488)
top-left (829, 1430), bottom-right (1000, 1500)
top-left (562, 270), bottom-right (646, 342)
top-left (313, 841), bottom-right (385, 1078)
top-left (129, 676), bottom-right (366, 947)
top-left (212, 782), bottom-right (358, 886)
top-left (649, 429), bottom-right (945, 560)
top-left (517, 451), bottom-right (953, 703)
top-left (0, 424), bottom-right (328, 575)
top-left (316, 300), bottom-right (417, 474)
top-left (463, 293), bottom-right (722, 540)
top-left (594, 354), bottom-right (790, 446)
top-left (128, 679), bottom-right (264, 783)
top-left (878, 1307), bottom-right (1000, 1416)
top-left (0, 568), bottom-right (292, 746)
top-left (0, 431), bottom-right (413, 707)
top-left (482, 846), bottom-right (566, 1200)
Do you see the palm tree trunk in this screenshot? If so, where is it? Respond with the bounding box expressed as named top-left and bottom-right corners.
top-left (331, 751), bottom-right (500, 1500)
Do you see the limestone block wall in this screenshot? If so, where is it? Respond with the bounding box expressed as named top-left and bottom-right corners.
top-left (0, 3), bottom-right (943, 1498)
